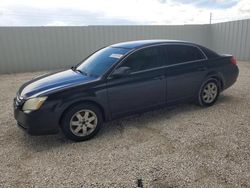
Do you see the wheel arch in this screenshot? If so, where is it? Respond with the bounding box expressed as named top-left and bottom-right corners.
top-left (204, 71), bottom-right (224, 91)
top-left (197, 73), bottom-right (222, 107)
top-left (58, 100), bottom-right (107, 127)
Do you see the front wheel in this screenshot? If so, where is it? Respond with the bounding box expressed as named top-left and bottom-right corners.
top-left (61, 103), bottom-right (103, 141)
top-left (198, 79), bottom-right (220, 107)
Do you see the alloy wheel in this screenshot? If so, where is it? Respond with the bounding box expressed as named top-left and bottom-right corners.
top-left (69, 109), bottom-right (98, 137)
top-left (202, 82), bottom-right (218, 104)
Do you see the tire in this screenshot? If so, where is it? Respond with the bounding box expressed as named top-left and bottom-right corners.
top-left (61, 103), bottom-right (103, 141)
top-left (198, 78), bottom-right (220, 107)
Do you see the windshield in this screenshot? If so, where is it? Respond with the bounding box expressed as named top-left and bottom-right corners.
top-left (76, 47), bottom-right (130, 77)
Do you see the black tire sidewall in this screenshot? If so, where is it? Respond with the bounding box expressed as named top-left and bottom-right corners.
top-left (198, 79), bottom-right (220, 107)
top-left (61, 103), bottom-right (103, 141)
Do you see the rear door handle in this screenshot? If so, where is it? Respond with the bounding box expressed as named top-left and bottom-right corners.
top-left (198, 67), bottom-right (207, 71)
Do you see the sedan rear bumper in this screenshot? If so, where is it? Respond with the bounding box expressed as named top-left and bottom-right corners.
top-left (223, 65), bottom-right (239, 91)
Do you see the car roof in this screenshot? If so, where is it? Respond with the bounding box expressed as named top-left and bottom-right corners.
top-left (110, 39), bottom-right (193, 49)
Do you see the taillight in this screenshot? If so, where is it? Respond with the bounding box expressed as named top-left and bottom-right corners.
top-left (231, 56), bottom-right (237, 65)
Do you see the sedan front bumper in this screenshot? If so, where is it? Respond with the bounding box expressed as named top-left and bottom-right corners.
top-left (14, 98), bottom-right (60, 135)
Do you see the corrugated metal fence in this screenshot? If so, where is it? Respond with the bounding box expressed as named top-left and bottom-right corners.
top-left (0, 19), bottom-right (249, 74)
top-left (211, 19), bottom-right (250, 61)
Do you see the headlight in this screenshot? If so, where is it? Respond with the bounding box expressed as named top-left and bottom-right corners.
top-left (22, 97), bottom-right (47, 113)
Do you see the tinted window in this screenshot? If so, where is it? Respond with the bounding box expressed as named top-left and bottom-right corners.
top-left (119, 47), bottom-right (163, 73)
top-left (162, 45), bottom-right (205, 65)
top-left (77, 47), bottom-right (130, 77)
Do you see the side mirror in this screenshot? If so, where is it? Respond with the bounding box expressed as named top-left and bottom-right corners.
top-left (111, 66), bottom-right (131, 78)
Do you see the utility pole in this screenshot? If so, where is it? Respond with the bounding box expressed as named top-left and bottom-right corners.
top-left (209, 12), bottom-right (212, 24)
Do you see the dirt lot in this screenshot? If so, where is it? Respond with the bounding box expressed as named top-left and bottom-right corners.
top-left (0, 61), bottom-right (249, 188)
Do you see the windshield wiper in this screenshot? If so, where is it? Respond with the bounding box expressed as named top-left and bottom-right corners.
top-left (71, 66), bottom-right (87, 76)
top-left (76, 69), bottom-right (88, 76)
top-left (71, 66), bottom-right (76, 71)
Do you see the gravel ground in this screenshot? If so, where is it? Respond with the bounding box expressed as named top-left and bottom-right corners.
top-left (0, 61), bottom-right (249, 188)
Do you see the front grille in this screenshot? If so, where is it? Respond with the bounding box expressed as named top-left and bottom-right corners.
top-left (16, 94), bottom-right (23, 103)
top-left (15, 94), bottom-right (25, 107)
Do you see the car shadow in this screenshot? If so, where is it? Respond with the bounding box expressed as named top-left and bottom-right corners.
top-left (98, 94), bottom-right (234, 139)
top-left (23, 94), bottom-right (234, 151)
top-left (216, 94), bottom-right (235, 104)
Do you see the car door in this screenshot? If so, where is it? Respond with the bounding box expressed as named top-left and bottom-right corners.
top-left (162, 44), bottom-right (208, 103)
top-left (106, 46), bottom-right (167, 118)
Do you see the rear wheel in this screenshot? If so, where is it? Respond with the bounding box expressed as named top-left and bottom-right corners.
top-left (61, 103), bottom-right (103, 141)
top-left (198, 79), bottom-right (220, 107)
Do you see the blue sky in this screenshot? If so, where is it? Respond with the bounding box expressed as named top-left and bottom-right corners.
top-left (170, 0), bottom-right (238, 9)
top-left (0, 0), bottom-right (249, 26)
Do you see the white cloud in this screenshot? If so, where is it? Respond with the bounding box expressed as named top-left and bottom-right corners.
top-left (0, 0), bottom-right (249, 26)
top-left (45, 21), bottom-right (71, 26)
top-left (208, 0), bottom-right (250, 22)
top-left (236, 0), bottom-right (250, 14)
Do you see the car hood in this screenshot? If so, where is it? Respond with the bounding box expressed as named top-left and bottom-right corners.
top-left (19, 69), bottom-right (98, 98)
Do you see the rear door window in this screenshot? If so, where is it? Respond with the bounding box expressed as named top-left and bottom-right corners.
top-left (162, 45), bottom-right (205, 65)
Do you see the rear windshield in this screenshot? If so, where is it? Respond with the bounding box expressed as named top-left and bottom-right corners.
top-left (199, 46), bottom-right (219, 59)
top-left (77, 47), bottom-right (130, 77)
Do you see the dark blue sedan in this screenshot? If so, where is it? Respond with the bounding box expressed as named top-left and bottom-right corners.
top-left (14, 40), bottom-right (239, 141)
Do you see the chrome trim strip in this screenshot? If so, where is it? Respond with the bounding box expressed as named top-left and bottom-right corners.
top-left (131, 59), bottom-right (206, 75)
